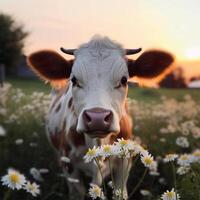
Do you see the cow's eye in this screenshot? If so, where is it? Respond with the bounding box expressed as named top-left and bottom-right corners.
top-left (120, 76), bottom-right (128, 86)
top-left (115, 76), bottom-right (128, 89)
top-left (71, 76), bottom-right (82, 88)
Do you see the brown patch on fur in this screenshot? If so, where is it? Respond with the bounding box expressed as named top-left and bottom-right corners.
top-left (50, 85), bottom-right (69, 112)
top-left (68, 97), bottom-right (73, 109)
top-left (110, 114), bottom-right (132, 143)
top-left (127, 50), bottom-right (174, 78)
top-left (68, 126), bottom-right (85, 147)
top-left (49, 121), bottom-right (71, 156)
top-left (27, 50), bottom-right (73, 81)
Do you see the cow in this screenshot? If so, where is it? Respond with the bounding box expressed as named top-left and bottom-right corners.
top-left (27, 36), bottom-right (174, 200)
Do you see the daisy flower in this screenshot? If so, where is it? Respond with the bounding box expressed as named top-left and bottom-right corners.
top-left (88, 184), bottom-right (104, 199)
top-left (67, 177), bottom-right (80, 183)
top-left (0, 125), bottom-right (6, 136)
top-left (163, 154), bottom-right (178, 163)
top-left (115, 138), bottom-right (133, 151)
top-left (84, 147), bottom-right (99, 163)
top-left (161, 188), bottom-right (180, 200)
top-left (114, 138), bottom-right (138, 158)
top-left (114, 189), bottom-right (128, 199)
top-left (134, 144), bottom-right (146, 156)
top-left (1, 168), bottom-right (26, 190)
top-left (177, 166), bottom-right (190, 175)
top-left (141, 153), bottom-right (154, 169)
top-left (140, 189), bottom-right (151, 196)
top-left (192, 149), bottom-right (200, 162)
top-left (176, 136), bottom-right (189, 148)
top-left (24, 181), bottom-right (40, 197)
top-left (177, 154), bottom-right (192, 166)
top-left (98, 144), bottom-right (114, 158)
top-left (61, 156), bottom-right (71, 163)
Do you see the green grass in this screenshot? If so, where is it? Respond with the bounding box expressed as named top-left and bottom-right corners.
top-left (6, 77), bottom-right (50, 94)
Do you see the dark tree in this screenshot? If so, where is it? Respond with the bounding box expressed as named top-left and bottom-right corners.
top-left (159, 67), bottom-right (187, 88)
top-left (0, 13), bottom-right (28, 74)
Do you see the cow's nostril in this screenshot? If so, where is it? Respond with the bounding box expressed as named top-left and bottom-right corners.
top-left (84, 111), bottom-right (92, 123)
top-left (104, 111), bottom-right (112, 123)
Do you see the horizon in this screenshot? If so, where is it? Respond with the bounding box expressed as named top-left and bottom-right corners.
top-left (1, 0), bottom-right (200, 77)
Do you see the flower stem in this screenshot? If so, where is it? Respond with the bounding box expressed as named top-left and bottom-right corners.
top-left (121, 158), bottom-right (124, 200)
top-left (109, 158), bottom-right (115, 190)
top-left (124, 154), bottom-right (139, 184)
top-left (95, 158), bottom-right (107, 198)
top-left (171, 162), bottom-right (177, 200)
top-left (128, 168), bottom-right (148, 200)
top-left (3, 189), bottom-right (11, 200)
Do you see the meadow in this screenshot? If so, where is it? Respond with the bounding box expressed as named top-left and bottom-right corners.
top-left (0, 78), bottom-right (200, 200)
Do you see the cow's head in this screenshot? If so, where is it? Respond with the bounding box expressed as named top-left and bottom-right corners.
top-left (27, 36), bottom-right (174, 138)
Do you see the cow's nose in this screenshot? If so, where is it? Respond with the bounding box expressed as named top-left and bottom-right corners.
top-left (83, 108), bottom-right (113, 132)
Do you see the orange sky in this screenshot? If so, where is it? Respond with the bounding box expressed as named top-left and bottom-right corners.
top-left (1, 0), bottom-right (200, 76)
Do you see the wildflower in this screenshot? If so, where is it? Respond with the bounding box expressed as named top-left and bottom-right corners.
top-left (61, 156), bottom-right (71, 163)
top-left (163, 154), bottom-right (178, 162)
top-left (88, 184), bottom-right (104, 199)
top-left (116, 138), bottom-right (132, 149)
top-left (107, 181), bottom-right (113, 188)
top-left (133, 144), bottom-right (146, 155)
top-left (84, 147), bottom-right (98, 163)
top-left (177, 166), bottom-right (190, 175)
top-left (67, 177), bottom-right (80, 183)
top-left (177, 154), bottom-right (193, 166)
top-left (98, 144), bottom-right (114, 158)
top-left (30, 168), bottom-right (43, 182)
top-left (149, 168), bottom-right (160, 176)
top-left (24, 181), bottom-right (40, 197)
top-left (15, 138), bottom-right (24, 145)
top-left (0, 125), bottom-right (6, 136)
top-left (192, 149), bottom-right (200, 162)
top-left (140, 189), bottom-right (151, 196)
top-left (115, 138), bottom-right (135, 156)
top-left (141, 153), bottom-right (154, 169)
top-left (1, 169), bottom-right (26, 190)
top-left (176, 136), bottom-right (189, 148)
top-left (114, 189), bottom-right (128, 199)
top-left (161, 188), bottom-right (180, 200)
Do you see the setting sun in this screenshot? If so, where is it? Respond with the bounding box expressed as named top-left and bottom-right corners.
top-left (185, 48), bottom-right (200, 60)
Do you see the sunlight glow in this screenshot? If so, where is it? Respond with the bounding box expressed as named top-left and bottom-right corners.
top-left (185, 48), bottom-right (200, 60)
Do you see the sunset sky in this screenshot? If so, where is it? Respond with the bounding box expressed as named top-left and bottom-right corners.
top-left (1, 0), bottom-right (200, 76)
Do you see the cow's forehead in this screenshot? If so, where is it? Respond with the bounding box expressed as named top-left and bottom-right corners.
top-left (71, 36), bottom-right (128, 81)
top-left (72, 53), bottom-right (128, 81)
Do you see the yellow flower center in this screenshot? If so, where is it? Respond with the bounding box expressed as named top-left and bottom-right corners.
top-left (9, 173), bottom-right (19, 183)
top-left (103, 145), bottom-right (111, 152)
top-left (119, 140), bottom-right (128, 146)
top-left (144, 158), bottom-right (152, 165)
top-left (87, 149), bottom-right (96, 156)
top-left (166, 191), bottom-right (175, 198)
top-left (193, 152), bottom-right (200, 157)
top-left (94, 187), bottom-right (100, 194)
top-left (181, 155), bottom-right (188, 160)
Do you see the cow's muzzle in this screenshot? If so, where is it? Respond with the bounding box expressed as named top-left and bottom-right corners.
top-left (83, 107), bottom-right (113, 137)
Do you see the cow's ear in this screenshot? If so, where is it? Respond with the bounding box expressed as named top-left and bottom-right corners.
top-left (127, 50), bottom-right (174, 78)
top-left (27, 50), bottom-right (73, 82)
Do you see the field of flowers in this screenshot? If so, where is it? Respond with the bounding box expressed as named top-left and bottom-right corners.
top-left (0, 79), bottom-right (200, 200)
